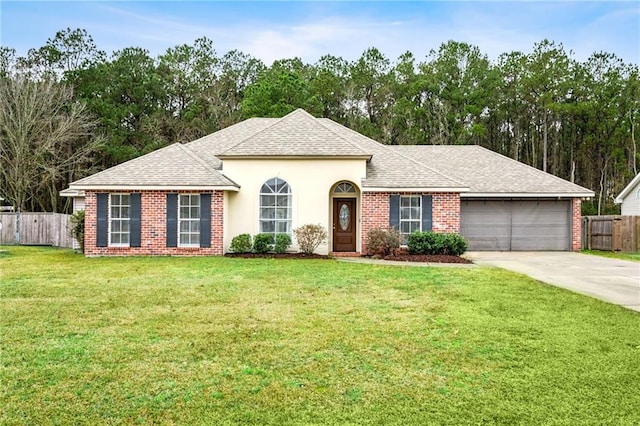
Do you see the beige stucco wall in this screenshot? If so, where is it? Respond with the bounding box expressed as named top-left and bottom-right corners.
top-left (222, 158), bottom-right (367, 254)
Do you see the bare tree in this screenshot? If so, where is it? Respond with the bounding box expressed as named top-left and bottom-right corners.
top-left (0, 75), bottom-right (102, 212)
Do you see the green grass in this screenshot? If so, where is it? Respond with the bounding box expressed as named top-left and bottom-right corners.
top-left (582, 249), bottom-right (640, 262)
top-left (1, 246), bottom-right (639, 425)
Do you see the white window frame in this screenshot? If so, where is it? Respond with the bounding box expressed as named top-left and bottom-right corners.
top-left (109, 193), bottom-right (130, 247)
top-left (259, 178), bottom-right (292, 237)
top-left (178, 194), bottom-right (200, 247)
top-left (399, 195), bottom-right (421, 245)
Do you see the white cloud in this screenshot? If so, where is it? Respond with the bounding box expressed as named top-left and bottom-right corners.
top-left (3, 1), bottom-right (637, 66)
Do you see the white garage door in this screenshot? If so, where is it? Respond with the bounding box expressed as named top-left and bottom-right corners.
top-left (461, 200), bottom-right (571, 251)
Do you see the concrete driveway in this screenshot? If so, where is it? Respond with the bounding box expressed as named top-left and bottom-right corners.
top-left (465, 252), bottom-right (640, 312)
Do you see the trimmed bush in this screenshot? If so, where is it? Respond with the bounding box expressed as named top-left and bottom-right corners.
top-left (441, 233), bottom-right (468, 256)
top-left (274, 233), bottom-right (292, 254)
top-left (293, 224), bottom-right (327, 254)
top-left (69, 210), bottom-right (85, 253)
top-left (253, 233), bottom-right (274, 254)
top-left (366, 227), bottom-right (401, 256)
top-left (407, 231), bottom-right (468, 256)
top-left (230, 233), bottom-right (253, 253)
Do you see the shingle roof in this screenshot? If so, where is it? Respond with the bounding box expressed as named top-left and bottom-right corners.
top-left (392, 145), bottom-right (594, 196)
top-left (317, 119), bottom-right (467, 190)
top-left (186, 117), bottom-right (276, 169)
top-left (217, 109), bottom-right (371, 158)
top-left (70, 143), bottom-right (238, 189)
top-left (65, 109), bottom-right (594, 196)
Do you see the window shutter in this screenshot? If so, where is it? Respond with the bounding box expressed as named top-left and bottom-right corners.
top-left (422, 195), bottom-right (433, 231)
top-left (200, 193), bottom-right (211, 248)
top-left (389, 195), bottom-right (400, 229)
top-left (130, 193), bottom-right (141, 247)
top-left (166, 193), bottom-right (178, 247)
top-left (96, 193), bottom-right (108, 247)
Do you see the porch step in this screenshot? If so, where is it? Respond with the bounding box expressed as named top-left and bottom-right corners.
top-left (330, 251), bottom-right (361, 257)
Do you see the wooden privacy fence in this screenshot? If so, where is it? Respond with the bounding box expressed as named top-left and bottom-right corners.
top-left (582, 215), bottom-right (640, 252)
top-left (0, 212), bottom-right (73, 248)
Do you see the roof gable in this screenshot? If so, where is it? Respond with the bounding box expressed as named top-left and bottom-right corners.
top-left (217, 109), bottom-right (371, 158)
top-left (615, 173), bottom-right (640, 204)
top-left (70, 143), bottom-right (238, 189)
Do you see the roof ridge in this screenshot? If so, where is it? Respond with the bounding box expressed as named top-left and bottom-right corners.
top-left (313, 116), bottom-right (373, 156)
top-left (218, 110), bottom-right (303, 155)
top-left (176, 143), bottom-right (240, 187)
top-left (320, 119), bottom-right (467, 188)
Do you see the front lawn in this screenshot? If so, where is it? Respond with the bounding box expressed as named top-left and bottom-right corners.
top-left (1, 246), bottom-right (639, 425)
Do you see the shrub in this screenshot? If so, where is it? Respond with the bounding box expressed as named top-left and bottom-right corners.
top-left (293, 224), bottom-right (327, 254)
top-left (274, 233), bottom-right (292, 254)
top-left (366, 227), bottom-right (401, 256)
top-left (253, 233), bottom-right (274, 254)
top-left (442, 233), bottom-right (468, 256)
top-left (69, 210), bottom-right (85, 253)
top-left (230, 233), bottom-right (253, 253)
top-left (408, 231), bottom-right (468, 256)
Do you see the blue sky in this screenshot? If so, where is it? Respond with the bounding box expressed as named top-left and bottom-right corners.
top-left (1, 1), bottom-right (638, 65)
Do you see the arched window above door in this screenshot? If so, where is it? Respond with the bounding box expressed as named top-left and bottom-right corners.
top-left (334, 182), bottom-right (356, 194)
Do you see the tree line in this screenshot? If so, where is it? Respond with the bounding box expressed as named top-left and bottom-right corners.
top-left (1, 28), bottom-right (637, 214)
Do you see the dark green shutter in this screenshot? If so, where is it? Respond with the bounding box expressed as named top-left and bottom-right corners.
top-left (166, 194), bottom-right (178, 247)
top-left (389, 195), bottom-right (400, 229)
top-left (422, 195), bottom-right (433, 231)
top-left (130, 193), bottom-right (141, 247)
top-left (96, 193), bottom-right (108, 247)
top-left (200, 193), bottom-right (211, 248)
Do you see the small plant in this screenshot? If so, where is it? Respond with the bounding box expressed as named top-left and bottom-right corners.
top-left (69, 210), bottom-right (85, 253)
top-left (366, 227), bottom-right (401, 256)
top-left (407, 231), bottom-right (468, 255)
top-left (253, 233), bottom-right (274, 254)
top-left (274, 233), bottom-right (292, 254)
top-left (230, 233), bottom-right (253, 253)
top-left (293, 224), bottom-right (327, 254)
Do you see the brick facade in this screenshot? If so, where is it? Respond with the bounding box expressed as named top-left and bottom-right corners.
top-left (571, 198), bottom-right (582, 251)
top-left (84, 190), bottom-right (224, 256)
top-left (360, 191), bottom-right (461, 253)
top-left (360, 192), bottom-right (390, 254)
top-left (432, 193), bottom-right (461, 233)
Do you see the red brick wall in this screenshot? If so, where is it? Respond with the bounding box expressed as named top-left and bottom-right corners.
top-left (361, 192), bottom-right (390, 254)
top-left (571, 198), bottom-right (582, 251)
top-left (84, 190), bottom-right (224, 256)
top-left (360, 191), bottom-right (461, 253)
top-left (432, 193), bottom-right (461, 233)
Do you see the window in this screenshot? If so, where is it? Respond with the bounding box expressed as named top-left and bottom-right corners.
top-left (334, 182), bottom-right (356, 194)
top-left (109, 194), bottom-right (130, 246)
top-left (260, 178), bottom-right (292, 236)
top-left (179, 194), bottom-right (200, 247)
top-left (399, 195), bottom-right (421, 244)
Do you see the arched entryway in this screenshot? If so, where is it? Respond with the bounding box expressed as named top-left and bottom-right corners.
top-left (330, 181), bottom-right (360, 252)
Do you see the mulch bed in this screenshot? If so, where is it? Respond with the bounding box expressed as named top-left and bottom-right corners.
top-left (382, 254), bottom-right (473, 264)
top-left (224, 253), bottom-right (330, 259)
top-left (224, 252), bottom-right (471, 263)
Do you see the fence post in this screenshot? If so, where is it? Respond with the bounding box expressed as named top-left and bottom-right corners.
top-left (14, 210), bottom-right (20, 244)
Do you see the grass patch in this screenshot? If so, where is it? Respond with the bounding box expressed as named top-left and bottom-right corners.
top-left (582, 249), bottom-right (640, 262)
top-left (2, 246), bottom-right (639, 424)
